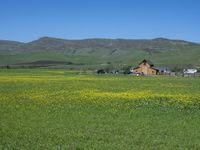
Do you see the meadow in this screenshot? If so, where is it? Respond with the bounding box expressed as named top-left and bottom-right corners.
top-left (0, 69), bottom-right (200, 149)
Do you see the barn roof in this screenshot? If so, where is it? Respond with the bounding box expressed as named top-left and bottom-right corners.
top-left (133, 66), bottom-right (140, 69)
top-left (139, 59), bottom-right (154, 66)
top-left (151, 67), bottom-right (159, 71)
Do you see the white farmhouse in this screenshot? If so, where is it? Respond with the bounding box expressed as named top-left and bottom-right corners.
top-left (183, 69), bottom-right (197, 77)
top-left (183, 69), bottom-right (197, 74)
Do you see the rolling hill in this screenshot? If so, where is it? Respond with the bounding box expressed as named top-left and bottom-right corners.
top-left (0, 37), bottom-right (200, 68)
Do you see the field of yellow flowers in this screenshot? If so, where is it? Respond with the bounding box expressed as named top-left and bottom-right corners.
top-left (0, 69), bottom-right (200, 149)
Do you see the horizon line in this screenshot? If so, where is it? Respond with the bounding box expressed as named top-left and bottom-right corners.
top-left (0, 36), bottom-right (199, 44)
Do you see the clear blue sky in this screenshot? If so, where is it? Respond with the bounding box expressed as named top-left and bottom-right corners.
top-left (0, 0), bottom-right (200, 42)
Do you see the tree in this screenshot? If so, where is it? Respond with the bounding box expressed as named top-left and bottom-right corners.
top-left (123, 66), bottom-right (132, 74)
top-left (6, 65), bottom-right (11, 69)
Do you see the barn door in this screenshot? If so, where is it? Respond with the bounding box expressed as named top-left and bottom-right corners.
top-left (143, 65), bottom-right (148, 75)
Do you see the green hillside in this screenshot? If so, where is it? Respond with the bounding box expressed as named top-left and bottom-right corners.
top-left (0, 37), bottom-right (200, 67)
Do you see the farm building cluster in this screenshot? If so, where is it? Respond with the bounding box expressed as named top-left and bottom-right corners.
top-left (130, 59), bottom-right (170, 76)
top-left (131, 59), bottom-right (198, 76)
top-left (96, 59), bottom-right (199, 77)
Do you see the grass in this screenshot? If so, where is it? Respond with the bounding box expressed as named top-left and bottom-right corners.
top-left (0, 69), bottom-right (200, 149)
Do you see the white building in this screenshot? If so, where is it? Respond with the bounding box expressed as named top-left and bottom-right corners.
top-left (183, 69), bottom-right (197, 77)
top-left (183, 69), bottom-right (197, 74)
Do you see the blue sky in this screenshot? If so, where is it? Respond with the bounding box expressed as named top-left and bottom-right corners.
top-left (0, 0), bottom-right (200, 42)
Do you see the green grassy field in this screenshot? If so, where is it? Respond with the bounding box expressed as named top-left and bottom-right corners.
top-left (0, 69), bottom-right (200, 149)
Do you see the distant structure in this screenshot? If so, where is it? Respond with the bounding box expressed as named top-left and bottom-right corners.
top-left (154, 67), bottom-right (171, 75)
top-left (131, 59), bottom-right (159, 75)
top-left (183, 69), bottom-right (197, 77)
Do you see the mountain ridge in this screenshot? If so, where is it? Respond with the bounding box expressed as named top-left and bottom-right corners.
top-left (0, 36), bottom-right (198, 44)
top-left (0, 36), bottom-right (199, 67)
